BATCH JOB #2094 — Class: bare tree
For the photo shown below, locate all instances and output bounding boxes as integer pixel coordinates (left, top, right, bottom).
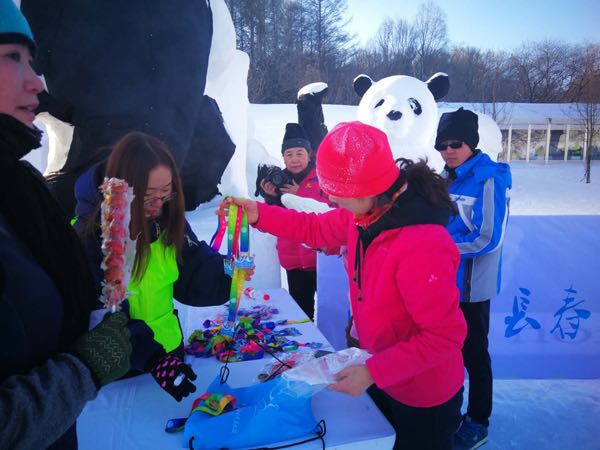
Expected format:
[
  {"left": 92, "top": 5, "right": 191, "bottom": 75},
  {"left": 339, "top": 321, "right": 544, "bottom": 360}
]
[
  {"left": 305, "top": 0, "right": 354, "bottom": 71},
  {"left": 446, "top": 46, "right": 486, "bottom": 101},
  {"left": 478, "top": 51, "right": 513, "bottom": 123},
  {"left": 566, "top": 44, "right": 600, "bottom": 183},
  {"left": 224, "top": 0, "right": 598, "bottom": 106},
  {"left": 303, "top": 0, "right": 356, "bottom": 100},
  {"left": 412, "top": 1, "right": 449, "bottom": 79},
  {"left": 508, "top": 40, "right": 573, "bottom": 102},
  {"left": 367, "top": 18, "right": 417, "bottom": 77}
]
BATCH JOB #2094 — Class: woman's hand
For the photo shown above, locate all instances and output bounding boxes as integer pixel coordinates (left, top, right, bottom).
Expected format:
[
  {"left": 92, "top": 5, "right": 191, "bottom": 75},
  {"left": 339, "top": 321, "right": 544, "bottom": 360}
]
[
  {"left": 328, "top": 364, "right": 374, "bottom": 397},
  {"left": 279, "top": 180, "right": 299, "bottom": 195},
  {"left": 260, "top": 180, "right": 278, "bottom": 197},
  {"left": 215, "top": 196, "right": 260, "bottom": 225}
]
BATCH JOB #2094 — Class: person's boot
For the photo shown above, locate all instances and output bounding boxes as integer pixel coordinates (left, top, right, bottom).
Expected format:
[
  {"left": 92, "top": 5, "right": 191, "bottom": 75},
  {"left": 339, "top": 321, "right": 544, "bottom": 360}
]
[{"left": 454, "top": 415, "right": 489, "bottom": 450}]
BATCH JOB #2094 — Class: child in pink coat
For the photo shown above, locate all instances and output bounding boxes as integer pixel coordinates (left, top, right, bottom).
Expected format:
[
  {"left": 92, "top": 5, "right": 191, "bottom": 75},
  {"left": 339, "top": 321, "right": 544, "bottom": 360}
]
[{"left": 226, "top": 121, "right": 467, "bottom": 450}]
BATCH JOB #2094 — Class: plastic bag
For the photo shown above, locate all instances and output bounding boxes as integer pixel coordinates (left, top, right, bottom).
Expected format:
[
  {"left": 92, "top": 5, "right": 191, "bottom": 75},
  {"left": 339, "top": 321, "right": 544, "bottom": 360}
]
[
  {"left": 282, "top": 347, "right": 371, "bottom": 387},
  {"left": 255, "top": 349, "right": 316, "bottom": 383},
  {"left": 184, "top": 375, "right": 320, "bottom": 449}
]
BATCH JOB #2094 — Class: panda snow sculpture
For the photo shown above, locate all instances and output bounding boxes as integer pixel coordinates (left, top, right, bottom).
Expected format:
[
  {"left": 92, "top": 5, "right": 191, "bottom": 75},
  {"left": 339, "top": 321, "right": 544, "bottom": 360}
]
[{"left": 354, "top": 72, "right": 502, "bottom": 173}]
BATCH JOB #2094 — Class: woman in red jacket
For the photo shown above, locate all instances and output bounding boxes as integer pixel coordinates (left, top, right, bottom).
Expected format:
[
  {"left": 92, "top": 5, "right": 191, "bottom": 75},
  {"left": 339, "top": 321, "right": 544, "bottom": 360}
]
[
  {"left": 259, "top": 122, "right": 334, "bottom": 319},
  {"left": 226, "top": 121, "right": 467, "bottom": 450}
]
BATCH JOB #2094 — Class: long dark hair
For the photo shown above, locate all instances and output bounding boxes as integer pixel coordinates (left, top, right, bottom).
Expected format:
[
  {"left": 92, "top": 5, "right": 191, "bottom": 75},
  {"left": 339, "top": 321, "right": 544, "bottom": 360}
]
[
  {"left": 375, "top": 158, "right": 455, "bottom": 213},
  {"left": 104, "top": 132, "right": 185, "bottom": 281}
]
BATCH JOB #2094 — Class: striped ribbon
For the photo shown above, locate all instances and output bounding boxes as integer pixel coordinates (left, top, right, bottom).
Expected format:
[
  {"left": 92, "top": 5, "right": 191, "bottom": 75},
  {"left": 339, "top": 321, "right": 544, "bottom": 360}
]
[{"left": 219, "top": 201, "right": 253, "bottom": 336}]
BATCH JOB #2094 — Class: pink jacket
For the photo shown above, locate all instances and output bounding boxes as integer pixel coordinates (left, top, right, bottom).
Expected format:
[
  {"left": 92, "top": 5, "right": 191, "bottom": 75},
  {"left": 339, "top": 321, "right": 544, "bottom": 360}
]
[
  {"left": 256, "top": 203, "right": 466, "bottom": 407},
  {"left": 277, "top": 168, "right": 333, "bottom": 270}
]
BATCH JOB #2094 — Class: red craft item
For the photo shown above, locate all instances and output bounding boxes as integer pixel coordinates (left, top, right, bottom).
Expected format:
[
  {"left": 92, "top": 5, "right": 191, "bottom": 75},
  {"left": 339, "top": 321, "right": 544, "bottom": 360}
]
[{"left": 99, "top": 177, "right": 135, "bottom": 311}]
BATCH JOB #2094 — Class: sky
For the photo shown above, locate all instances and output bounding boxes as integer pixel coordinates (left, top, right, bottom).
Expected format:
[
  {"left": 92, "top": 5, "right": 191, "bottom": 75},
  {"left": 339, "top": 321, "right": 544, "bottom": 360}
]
[{"left": 345, "top": 0, "right": 600, "bottom": 51}]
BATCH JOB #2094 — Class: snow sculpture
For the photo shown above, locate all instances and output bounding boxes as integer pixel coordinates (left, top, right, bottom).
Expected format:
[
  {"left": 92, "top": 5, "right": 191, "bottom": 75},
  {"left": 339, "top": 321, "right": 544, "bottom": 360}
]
[
  {"left": 204, "top": 0, "right": 250, "bottom": 199},
  {"left": 354, "top": 73, "right": 503, "bottom": 171},
  {"left": 20, "top": 0, "right": 238, "bottom": 213},
  {"left": 354, "top": 73, "right": 449, "bottom": 173}
]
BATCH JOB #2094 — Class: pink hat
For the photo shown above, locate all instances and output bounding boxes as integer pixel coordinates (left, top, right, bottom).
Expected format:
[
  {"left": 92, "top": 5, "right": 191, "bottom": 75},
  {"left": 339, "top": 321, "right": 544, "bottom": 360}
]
[{"left": 317, "top": 121, "right": 400, "bottom": 198}]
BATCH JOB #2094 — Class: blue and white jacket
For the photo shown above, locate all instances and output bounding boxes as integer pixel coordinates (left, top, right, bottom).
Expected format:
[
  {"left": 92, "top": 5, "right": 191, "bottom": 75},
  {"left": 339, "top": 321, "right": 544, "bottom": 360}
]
[{"left": 444, "top": 151, "right": 512, "bottom": 302}]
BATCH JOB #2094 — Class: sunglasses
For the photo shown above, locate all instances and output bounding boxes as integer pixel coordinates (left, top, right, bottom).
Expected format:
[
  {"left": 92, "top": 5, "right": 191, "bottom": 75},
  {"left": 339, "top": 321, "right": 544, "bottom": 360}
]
[{"left": 435, "top": 141, "right": 463, "bottom": 151}]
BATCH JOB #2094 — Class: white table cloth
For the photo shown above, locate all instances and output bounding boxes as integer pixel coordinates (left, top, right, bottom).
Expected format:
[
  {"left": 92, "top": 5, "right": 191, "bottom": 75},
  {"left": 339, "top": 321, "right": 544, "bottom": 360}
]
[{"left": 77, "top": 288, "right": 395, "bottom": 449}]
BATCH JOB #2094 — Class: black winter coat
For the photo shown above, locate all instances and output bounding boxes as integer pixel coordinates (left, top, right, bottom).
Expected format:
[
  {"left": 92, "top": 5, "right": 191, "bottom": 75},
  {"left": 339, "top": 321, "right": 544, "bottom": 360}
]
[{"left": 0, "top": 117, "right": 97, "bottom": 450}]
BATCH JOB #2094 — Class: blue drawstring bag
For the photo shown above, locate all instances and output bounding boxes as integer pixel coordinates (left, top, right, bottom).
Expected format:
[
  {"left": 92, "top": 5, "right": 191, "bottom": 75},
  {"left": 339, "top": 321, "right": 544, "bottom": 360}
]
[{"left": 183, "top": 375, "right": 323, "bottom": 449}]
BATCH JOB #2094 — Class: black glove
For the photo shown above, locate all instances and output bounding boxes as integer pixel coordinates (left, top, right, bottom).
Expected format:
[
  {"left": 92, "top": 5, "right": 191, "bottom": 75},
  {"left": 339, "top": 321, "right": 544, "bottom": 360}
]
[
  {"left": 71, "top": 311, "right": 132, "bottom": 387},
  {"left": 150, "top": 354, "right": 197, "bottom": 402}
]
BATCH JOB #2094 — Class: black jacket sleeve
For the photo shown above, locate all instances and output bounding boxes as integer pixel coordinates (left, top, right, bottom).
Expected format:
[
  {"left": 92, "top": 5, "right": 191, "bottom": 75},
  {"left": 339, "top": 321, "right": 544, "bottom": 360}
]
[
  {"left": 73, "top": 220, "right": 104, "bottom": 307},
  {"left": 173, "top": 221, "right": 232, "bottom": 307}
]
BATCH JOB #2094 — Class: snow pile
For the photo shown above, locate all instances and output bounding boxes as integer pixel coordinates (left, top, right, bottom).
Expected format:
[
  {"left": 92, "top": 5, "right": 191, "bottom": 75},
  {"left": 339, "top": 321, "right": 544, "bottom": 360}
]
[{"left": 509, "top": 160, "right": 600, "bottom": 215}]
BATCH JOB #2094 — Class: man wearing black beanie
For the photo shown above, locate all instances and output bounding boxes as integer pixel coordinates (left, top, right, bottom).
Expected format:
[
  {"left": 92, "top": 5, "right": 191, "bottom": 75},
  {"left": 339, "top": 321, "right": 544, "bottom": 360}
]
[{"left": 435, "top": 108, "right": 512, "bottom": 450}]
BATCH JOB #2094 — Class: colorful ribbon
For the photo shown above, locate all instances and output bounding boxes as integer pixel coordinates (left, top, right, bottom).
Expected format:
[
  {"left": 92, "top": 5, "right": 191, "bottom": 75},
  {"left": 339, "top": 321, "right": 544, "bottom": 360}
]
[
  {"left": 219, "top": 200, "right": 254, "bottom": 337},
  {"left": 209, "top": 213, "right": 227, "bottom": 252},
  {"left": 193, "top": 392, "right": 236, "bottom": 416}
]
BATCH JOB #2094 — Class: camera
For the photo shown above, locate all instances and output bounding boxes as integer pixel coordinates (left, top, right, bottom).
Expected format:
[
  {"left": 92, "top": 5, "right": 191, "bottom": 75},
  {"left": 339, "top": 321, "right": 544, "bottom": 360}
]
[{"left": 255, "top": 164, "right": 293, "bottom": 198}]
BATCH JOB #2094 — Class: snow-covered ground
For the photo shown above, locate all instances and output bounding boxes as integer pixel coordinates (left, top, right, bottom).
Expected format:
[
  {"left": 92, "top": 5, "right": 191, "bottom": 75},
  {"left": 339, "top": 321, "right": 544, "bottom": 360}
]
[
  {"left": 470, "top": 379, "right": 599, "bottom": 449},
  {"left": 509, "top": 160, "right": 600, "bottom": 215}
]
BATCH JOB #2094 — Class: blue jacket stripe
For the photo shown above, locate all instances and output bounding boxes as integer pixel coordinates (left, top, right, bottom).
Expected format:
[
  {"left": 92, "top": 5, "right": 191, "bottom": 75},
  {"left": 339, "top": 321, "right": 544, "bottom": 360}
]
[{"left": 456, "top": 178, "right": 495, "bottom": 256}]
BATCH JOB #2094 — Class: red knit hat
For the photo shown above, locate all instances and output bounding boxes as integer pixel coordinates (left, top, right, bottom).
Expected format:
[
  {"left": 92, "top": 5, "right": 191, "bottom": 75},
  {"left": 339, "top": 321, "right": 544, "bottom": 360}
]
[{"left": 317, "top": 121, "right": 400, "bottom": 198}]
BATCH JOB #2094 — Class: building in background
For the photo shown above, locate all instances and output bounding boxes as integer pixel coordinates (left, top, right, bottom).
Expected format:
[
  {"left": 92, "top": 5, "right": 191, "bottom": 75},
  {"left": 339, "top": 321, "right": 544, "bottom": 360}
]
[{"left": 441, "top": 102, "right": 600, "bottom": 162}]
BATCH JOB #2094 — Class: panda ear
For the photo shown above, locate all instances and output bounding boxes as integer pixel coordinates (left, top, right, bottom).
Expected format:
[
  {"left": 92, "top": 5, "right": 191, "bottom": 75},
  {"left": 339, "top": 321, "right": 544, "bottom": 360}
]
[
  {"left": 353, "top": 74, "right": 374, "bottom": 98},
  {"left": 426, "top": 72, "right": 450, "bottom": 101}
]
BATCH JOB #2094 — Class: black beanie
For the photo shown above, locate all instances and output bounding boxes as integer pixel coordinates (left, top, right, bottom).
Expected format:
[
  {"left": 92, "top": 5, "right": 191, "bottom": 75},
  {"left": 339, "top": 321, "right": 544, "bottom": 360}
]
[
  {"left": 281, "top": 123, "right": 312, "bottom": 154},
  {"left": 435, "top": 107, "right": 479, "bottom": 150}
]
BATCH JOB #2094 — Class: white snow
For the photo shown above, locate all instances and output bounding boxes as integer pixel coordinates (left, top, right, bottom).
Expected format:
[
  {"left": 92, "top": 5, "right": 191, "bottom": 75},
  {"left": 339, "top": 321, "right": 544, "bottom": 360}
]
[
  {"left": 281, "top": 194, "right": 333, "bottom": 214},
  {"left": 467, "top": 379, "right": 600, "bottom": 449},
  {"left": 509, "top": 160, "right": 600, "bottom": 215},
  {"left": 297, "top": 82, "right": 328, "bottom": 99}
]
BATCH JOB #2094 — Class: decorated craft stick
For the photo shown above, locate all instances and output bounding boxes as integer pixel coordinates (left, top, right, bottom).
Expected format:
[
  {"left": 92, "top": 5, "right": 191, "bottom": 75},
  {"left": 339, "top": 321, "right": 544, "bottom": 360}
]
[{"left": 99, "top": 178, "right": 136, "bottom": 312}]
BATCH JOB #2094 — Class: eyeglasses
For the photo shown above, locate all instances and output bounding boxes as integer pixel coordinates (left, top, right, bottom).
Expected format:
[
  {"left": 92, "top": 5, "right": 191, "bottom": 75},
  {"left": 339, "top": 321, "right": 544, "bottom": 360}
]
[
  {"left": 143, "top": 191, "right": 177, "bottom": 207},
  {"left": 435, "top": 141, "right": 463, "bottom": 152}
]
